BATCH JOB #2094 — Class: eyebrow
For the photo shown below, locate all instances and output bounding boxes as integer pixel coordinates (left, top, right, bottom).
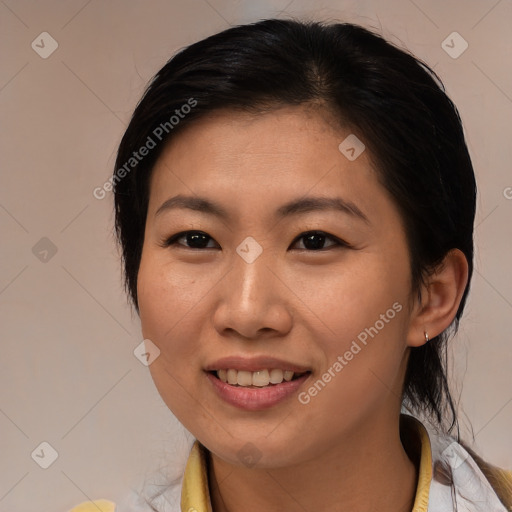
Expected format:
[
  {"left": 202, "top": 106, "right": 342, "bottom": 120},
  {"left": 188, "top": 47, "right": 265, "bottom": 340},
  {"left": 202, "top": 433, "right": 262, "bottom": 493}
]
[{"left": 155, "top": 194, "right": 370, "bottom": 224}]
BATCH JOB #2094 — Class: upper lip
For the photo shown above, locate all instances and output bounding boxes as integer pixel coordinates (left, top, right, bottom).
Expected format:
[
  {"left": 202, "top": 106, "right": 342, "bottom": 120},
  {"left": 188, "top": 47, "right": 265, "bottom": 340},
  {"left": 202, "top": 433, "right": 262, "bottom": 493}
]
[{"left": 205, "top": 356, "right": 311, "bottom": 373}]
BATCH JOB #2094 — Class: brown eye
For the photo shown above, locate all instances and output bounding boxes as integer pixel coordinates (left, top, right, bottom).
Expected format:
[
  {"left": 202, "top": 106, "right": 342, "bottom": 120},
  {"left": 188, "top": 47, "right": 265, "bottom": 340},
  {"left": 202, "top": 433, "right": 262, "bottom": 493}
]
[
  {"left": 291, "top": 231, "right": 349, "bottom": 251},
  {"left": 164, "top": 231, "right": 219, "bottom": 249},
  {"left": 162, "top": 230, "right": 350, "bottom": 251}
]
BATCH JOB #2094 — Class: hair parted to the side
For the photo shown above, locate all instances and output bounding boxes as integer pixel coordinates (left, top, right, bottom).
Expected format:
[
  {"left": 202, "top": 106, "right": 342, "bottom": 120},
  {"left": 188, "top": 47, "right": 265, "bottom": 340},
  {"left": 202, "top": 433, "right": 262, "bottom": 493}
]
[{"left": 113, "top": 18, "right": 476, "bottom": 436}]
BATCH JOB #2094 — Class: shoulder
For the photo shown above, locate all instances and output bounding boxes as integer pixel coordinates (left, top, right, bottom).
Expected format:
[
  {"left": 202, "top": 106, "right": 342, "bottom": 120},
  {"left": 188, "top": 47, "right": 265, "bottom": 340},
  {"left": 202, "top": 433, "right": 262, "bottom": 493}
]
[
  {"left": 67, "top": 486, "right": 167, "bottom": 512},
  {"left": 402, "top": 414, "right": 512, "bottom": 511},
  {"left": 428, "top": 426, "right": 512, "bottom": 510},
  {"left": 67, "top": 468, "right": 184, "bottom": 511},
  {"left": 68, "top": 500, "right": 116, "bottom": 512},
  {"left": 462, "top": 443, "right": 512, "bottom": 510}
]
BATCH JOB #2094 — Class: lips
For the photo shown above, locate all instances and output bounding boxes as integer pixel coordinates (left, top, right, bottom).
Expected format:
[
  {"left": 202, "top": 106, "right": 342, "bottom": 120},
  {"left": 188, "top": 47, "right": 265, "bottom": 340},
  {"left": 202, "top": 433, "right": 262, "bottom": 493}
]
[
  {"left": 204, "top": 355, "right": 310, "bottom": 374},
  {"left": 204, "top": 356, "right": 311, "bottom": 410}
]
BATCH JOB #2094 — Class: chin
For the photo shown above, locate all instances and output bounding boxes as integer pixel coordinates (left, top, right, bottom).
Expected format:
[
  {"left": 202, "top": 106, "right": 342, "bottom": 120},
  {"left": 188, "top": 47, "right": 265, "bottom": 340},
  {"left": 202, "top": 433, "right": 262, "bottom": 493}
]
[{"left": 194, "top": 428, "right": 310, "bottom": 469}]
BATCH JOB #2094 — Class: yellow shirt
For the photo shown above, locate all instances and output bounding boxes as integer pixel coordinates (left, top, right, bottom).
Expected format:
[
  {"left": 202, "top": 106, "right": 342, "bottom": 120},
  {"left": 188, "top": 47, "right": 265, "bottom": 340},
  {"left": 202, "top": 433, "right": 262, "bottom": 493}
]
[{"left": 69, "top": 415, "right": 512, "bottom": 512}]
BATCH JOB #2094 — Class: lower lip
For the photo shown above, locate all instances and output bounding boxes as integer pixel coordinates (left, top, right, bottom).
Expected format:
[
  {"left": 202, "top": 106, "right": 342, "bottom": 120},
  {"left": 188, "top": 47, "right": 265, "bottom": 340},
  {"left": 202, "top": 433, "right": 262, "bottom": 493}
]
[{"left": 206, "top": 372, "right": 310, "bottom": 411}]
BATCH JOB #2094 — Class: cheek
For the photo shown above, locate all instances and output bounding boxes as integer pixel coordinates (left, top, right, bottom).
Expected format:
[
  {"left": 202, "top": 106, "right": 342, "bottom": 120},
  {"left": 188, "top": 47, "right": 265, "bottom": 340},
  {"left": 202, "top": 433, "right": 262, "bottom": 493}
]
[
  {"left": 302, "top": 253, "right": 411, "bottom": 392},
  {"left": 137, "top": 254, "right": 210, "bottom": 422},
  {"left": 294, "top": 251, "right": 410, "bottom": 342},
  {"left": 137, "top": 253, "right": 210, "bottom": 377},
  {"left": 138, "top": 251, "right": 203, "bottom": 334}
]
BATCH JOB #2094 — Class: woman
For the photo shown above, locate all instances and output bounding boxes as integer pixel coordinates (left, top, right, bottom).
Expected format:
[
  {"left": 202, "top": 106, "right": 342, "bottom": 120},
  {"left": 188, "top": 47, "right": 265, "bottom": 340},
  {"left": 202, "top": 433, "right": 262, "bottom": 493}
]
[{"left": 71, "top": 18, "right": 511, "bottom": 512}]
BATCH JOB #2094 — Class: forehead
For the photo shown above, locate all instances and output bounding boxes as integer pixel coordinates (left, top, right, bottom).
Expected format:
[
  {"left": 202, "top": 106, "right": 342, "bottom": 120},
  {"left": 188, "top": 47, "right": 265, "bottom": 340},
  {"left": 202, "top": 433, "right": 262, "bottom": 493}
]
[
  {"left": 147, "top": 106, "right": 395, "bottom": 225},
  {"left": 152, "top": 107, "right": 368, "bottom": 177}
]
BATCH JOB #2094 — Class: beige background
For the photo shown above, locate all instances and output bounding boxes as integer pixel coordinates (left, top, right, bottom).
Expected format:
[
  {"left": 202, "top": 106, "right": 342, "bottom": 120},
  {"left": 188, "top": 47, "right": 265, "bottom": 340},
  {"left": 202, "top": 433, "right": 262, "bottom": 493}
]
[{"left": 0, "top": 1, "right": 511, "bottom": 510}]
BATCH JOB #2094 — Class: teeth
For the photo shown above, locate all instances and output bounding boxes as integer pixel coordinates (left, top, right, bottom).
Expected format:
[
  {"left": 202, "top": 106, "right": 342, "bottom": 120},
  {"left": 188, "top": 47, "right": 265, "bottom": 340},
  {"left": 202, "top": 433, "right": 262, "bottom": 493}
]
[
  {"left": 237, "top": 370, "right": 253, "bottom": 386},
  {"left": 215, "top": 368, "right": 305, "bottom": 387},
  {"left": 269, "top": 369, "right": 283, "bottom": 384},
  {"left": 252, "top": 370, "right": 270, "bottom": 387},
  {"left": 227, "top": 369, "right": 238, "bottom": 385}
]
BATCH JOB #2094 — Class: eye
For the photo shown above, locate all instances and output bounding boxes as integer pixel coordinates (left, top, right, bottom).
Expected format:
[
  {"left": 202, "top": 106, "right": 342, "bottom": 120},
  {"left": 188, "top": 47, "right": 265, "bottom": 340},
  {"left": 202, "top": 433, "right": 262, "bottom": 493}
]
[
  {"left": 163, "top": 231, "right": 218, "bottom": 249},
  {"left": 162, "top": 230, "right": 350, "bottom": 251},
  {"left": 290, "top": 231, "right": 349, "bottom": 251}
]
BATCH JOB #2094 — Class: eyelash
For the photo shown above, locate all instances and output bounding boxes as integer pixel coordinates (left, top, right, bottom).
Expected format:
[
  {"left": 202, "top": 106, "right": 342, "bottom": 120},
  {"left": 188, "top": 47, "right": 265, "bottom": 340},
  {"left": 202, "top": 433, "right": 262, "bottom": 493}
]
[{"left": 161, "top": 230, "right": 351, "bottom": 251}]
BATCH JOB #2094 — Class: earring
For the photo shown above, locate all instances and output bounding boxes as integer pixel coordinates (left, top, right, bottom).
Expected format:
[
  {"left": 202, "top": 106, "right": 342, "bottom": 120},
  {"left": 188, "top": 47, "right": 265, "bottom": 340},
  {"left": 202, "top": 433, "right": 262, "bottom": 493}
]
[{"left": 424, "top": 331, "right": 429, "bottom": 343}]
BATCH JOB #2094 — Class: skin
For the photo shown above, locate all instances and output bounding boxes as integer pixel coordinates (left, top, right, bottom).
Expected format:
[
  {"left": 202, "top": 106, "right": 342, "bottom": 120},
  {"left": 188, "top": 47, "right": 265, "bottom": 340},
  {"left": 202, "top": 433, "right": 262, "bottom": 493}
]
[{"left": 137, "top": 106, "right": 468, "bottom": 512}]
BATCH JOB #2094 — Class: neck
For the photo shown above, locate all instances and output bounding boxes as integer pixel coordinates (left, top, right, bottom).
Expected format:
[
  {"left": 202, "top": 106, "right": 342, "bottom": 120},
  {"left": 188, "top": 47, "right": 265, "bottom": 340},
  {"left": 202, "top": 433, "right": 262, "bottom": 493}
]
[{"left": 207, "top": 414, "right": 419, "bottom": 512}]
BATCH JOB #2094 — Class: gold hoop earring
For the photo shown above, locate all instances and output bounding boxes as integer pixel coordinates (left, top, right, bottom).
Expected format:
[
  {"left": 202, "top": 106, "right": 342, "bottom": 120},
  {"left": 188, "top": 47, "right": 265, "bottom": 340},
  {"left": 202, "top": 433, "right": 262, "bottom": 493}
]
[{"left": 424, "top": 331, "right": 429, "bottom": 343}]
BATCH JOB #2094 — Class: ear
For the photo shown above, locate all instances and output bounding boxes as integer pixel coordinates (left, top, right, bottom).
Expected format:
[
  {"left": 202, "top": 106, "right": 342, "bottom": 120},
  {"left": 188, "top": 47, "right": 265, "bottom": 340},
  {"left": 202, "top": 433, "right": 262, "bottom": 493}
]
[{"left": 406, "top": 248, "right": 469, "bottom": 348}]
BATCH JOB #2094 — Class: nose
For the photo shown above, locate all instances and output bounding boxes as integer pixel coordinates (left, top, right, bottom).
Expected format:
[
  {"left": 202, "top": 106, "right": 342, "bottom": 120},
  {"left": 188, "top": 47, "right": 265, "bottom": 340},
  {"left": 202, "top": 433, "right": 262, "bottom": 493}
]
[{"left": 212, "top": 251, "right": 293, "bottom": 340}]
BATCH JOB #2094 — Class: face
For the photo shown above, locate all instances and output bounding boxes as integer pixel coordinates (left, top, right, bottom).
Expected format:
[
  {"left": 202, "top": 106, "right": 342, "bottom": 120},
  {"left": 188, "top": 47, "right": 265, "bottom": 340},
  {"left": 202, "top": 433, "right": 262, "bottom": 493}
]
[{"left": 137, "top": 106, "right": 417, "bottom": 468}]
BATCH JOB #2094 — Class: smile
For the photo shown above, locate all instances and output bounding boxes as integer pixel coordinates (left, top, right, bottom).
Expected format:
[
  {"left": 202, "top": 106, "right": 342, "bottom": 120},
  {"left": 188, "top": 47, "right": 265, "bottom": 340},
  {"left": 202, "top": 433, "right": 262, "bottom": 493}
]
[
  {"left": 213, "top": 369, "right": 308, "bottom": 387},
  {"left": 206, "top": 369, "right": 311, "bottom": 411}
]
